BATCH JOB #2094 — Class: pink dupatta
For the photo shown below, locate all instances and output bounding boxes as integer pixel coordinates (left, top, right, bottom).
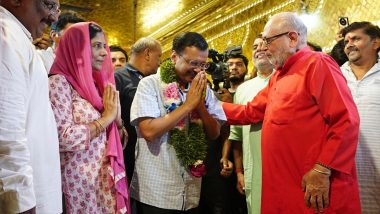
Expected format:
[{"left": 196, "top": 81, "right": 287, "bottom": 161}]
[{"left": 50, "top": 22, "right": 130, "bottom": 214}]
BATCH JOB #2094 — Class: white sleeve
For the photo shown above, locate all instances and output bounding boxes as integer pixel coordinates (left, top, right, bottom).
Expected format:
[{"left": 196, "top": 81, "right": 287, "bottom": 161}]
[
  {"left": 205, "top": 87, "right": 227, "bottom": 122},
  {"left": 36, "top": 47, "right": 55, "bottom": 73},
  {"left": 130, "top": 76, "right": 162, "bottom": 126},
  {"left": 0, "top": 19, "right": 36, "bottom": 213}
]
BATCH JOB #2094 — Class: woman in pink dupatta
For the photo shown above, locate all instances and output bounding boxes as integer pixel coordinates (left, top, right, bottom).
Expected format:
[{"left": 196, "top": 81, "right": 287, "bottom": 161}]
[{"left": 48, "top": 22, "right": 130, "bottom": 214}]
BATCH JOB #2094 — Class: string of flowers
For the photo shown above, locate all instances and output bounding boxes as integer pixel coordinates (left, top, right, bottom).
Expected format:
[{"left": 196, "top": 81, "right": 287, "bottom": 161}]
[{"left": 160, "top": 60, "right": 207, "bottom": 177}]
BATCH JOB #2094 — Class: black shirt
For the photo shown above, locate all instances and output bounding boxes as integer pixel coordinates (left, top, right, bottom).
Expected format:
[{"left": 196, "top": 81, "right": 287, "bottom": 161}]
[{"left": 114, "top": 63, "right": 144, "bottom": 184}]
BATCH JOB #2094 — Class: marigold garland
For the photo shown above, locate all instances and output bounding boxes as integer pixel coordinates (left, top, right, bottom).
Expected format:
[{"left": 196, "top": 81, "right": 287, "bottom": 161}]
[
  {"left": 160, "top": 59, "right": 177, "bottom": 83},
  {"left": 159, "top": 60, "right": 207, "bottom": 175},
  {"left": 169, "top": 122, "right": 207, "bottom": 168}
]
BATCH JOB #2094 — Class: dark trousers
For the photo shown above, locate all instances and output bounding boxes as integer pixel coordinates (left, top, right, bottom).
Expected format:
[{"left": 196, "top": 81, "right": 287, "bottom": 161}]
[{"left": 135, "top": 200, "right": 199, "bottom": 214}]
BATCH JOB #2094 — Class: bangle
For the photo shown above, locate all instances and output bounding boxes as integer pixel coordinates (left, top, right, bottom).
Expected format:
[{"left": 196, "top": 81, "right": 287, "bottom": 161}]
[
  {"left": 95, "top": 119, "right": 105, "bottom": 132},
  {"left": 93, "top": 121, "right": 100, "bottom": 136},
  {"left": 117, "top": 120, "right": 124, "bottom": 129},
  {"left": 312, "top": 168, "right": 331, "bottom": 176},
  {"left": 235, "top": 167, "right": 243, "bottom": 174},
  {"left": 316, "top": 162, "right": 332, "bottom": 170}
]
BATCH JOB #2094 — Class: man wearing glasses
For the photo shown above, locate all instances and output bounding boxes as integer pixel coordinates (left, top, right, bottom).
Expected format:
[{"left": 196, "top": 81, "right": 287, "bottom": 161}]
[
  {"left": 0, "top": 0, "right": 62, "bottom": 213},
  {"left": 222, "top": 12, "right": 361, "bottom": 213},
  {"left": 129, "top": 32, "right": 226, "bottom": 213},
  {"left": 35, "top": 11, "right": 85, "bottom": 72}
]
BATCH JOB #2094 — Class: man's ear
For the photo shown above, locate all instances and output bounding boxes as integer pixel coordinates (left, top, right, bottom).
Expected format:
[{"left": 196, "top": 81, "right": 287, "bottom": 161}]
[
  {"left": 288, "top": 32, "right": 299, "bottom": 48},
  {"left": 372, "top": 37, "right": 380, "bottom": 51},
  {"left": 171, "top": 50, "right": 177, "bottom": 64},
  {"left": 50, "top": 31, "right": 57, "bottom": 40},
  {"left": 144, "top": 48, "right": 150, "bottom": 61}
]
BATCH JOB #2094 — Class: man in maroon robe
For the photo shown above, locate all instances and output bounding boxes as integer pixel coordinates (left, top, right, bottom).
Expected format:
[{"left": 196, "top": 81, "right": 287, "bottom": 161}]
[{"left": 222, "top": 12, "right": 361, "bottom": 213}]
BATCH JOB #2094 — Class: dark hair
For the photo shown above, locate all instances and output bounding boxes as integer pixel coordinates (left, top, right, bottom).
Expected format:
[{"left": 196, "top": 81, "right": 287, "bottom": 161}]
[
  {"left": 172, "top": 32, "right": 208, "bottom": 54},
  {"left": 342, "top": 21, "right": 380, "bottom": 40},
  {"left": 329, "top": 39, "right": 348, "bottom": 66},
  {"left": 342, "top": 21, "right": 380, "bottom": 52},
  {"left": 89, "top": 23, "right": 103, "bottom": 39},
  {"left": 109, "top": 45, "right": 128, "bottom": 61},
  {"left": 307, "top": 42, "right": 322, "bottom": 52},
  {"left": 51, "top": 11, "right": 85, "bottom": 32},
  {"left": 226, "top": 54, "right": 249, "bottom": 68}
]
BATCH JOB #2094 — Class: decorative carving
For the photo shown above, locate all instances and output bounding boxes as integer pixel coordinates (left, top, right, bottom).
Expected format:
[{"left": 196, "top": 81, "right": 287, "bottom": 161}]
[{"left": 60, "top": 0, "right": 380, "bottom": 68}]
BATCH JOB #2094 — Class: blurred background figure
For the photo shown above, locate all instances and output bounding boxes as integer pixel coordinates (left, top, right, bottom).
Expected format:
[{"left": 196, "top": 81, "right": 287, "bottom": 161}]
[
  {"left": 340, "top": 21, "right": 380, "bottom": 213},
  {"left": 35, "top": 10, "right": 85, "bottom": 72},
  {"left": 307, "top": 41, "right": 322, "bottom": 51},
  {"left": 229, "top": 34, "right": 274, "bottom": 214},
  {"left": 110, "top": 45, "right": 129, "bottom": 71},
  {"left": 50, "top": 11, "right": 86, "bottom": 49},
  {"left": 330, "top": 39, "right": 348, "bottom": 66}
]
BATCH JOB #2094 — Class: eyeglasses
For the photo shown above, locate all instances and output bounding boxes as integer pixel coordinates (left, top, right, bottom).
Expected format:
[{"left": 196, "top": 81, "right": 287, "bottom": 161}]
[
  {"left": 179, "top": 54, "right": 210, "bottom": 70},
  {"left": 41, "top": 0, "right": 61, "bottom": 15},
  {"left": 262, "top": 32, "right": 290, "bottom": 45}
]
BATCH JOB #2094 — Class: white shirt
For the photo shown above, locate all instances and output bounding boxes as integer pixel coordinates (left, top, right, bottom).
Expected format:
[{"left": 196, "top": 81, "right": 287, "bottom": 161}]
[
  {"left": 341, "top": 59, "right": 380, "bottom": 213},
  {"left": 0, "top": 7, "right": 62, "bottom": 213},
  {"left": 130, "top": 73, "right": 226, "bottom": 210},
  {"left": 36, "top": 47, "right": 55, "bottom": 73}
]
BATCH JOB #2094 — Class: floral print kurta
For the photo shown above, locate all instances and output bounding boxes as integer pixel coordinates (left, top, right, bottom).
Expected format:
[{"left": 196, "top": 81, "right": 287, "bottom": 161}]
[{"left": 49, "top": 74, "right": 116, "bottom": 213}]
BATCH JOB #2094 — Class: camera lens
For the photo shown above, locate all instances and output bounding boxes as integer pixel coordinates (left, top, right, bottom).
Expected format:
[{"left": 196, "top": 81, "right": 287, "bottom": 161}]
[{"left": 339, "top": 17, "right": 347, "bottom": 26}]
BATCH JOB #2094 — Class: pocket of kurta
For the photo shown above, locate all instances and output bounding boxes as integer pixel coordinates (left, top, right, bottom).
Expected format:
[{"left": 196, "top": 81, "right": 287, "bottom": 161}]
[{"left": 269, "top": 92, "right": 296, "bottom": 125}]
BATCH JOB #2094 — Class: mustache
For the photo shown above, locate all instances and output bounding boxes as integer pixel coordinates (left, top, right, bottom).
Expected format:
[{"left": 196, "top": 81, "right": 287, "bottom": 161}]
[
  {"left": 254, "top": 52, "right": 268, "bottom": 58},
  {"left": 42, "top": 17, "right": 53, "bottom": 27},
  {"left": 347, "top": 46, "right": 359, "bottom": 53}
]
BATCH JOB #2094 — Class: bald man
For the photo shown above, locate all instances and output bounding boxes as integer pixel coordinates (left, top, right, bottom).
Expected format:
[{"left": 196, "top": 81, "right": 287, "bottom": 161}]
[{"left": 222, "top": 12, "right": 361, "bottom": 213}]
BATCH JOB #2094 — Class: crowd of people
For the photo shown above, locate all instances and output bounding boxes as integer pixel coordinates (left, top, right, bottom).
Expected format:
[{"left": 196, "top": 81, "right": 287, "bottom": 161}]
[{"left": 1, "top": 1, "right": 380, "bottom": 214}]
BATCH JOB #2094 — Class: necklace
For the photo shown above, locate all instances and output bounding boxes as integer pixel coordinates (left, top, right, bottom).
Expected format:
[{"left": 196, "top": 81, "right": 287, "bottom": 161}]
[{"left": 160, "top": 60, "right": 207, "bottom": 177}]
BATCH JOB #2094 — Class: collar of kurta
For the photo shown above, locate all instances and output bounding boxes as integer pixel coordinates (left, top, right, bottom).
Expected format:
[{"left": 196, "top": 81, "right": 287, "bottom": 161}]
[
  {"left": 126, "top": 63, "right": 145, "bottom": 79},
  {"left": 278, "top": 47, "right": 311, "bottom": 74}
]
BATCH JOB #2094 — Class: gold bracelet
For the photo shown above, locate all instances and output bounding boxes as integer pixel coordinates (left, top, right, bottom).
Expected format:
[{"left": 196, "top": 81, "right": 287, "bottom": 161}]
[
  {"left": 312, "top": 168, "right": 331, "bottom": 176},
  {"left": 93, "top": 121, "right": 100, "bottom": 136},
  {"left": 95, "top": 119, "right": 105, "bottom": 132},
  {"left": 316, "top": 162, "right": 332, "bottom": 170}
]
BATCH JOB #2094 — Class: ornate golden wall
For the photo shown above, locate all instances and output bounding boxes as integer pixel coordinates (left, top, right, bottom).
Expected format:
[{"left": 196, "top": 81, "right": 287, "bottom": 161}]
[{"left": 61, "top": 0, "right": 380, "bottom": 72}]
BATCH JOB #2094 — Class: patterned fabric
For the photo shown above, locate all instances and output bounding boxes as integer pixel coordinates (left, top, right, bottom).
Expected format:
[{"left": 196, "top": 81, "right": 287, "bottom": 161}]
[
  {"left": 49, "top": 75, "right": 116, "bottom": 213},
  {"left": 341, "top": 59, "right": 380, "bottom": 213},
  {"left": 129, "top": 73, "right": 226, "bottom": 210},
  {"left": 50, "top": 22, "right": 130, "bottom": 213},
  {"left": 228, "top": 72, "right": 272, "bottom": 214}
]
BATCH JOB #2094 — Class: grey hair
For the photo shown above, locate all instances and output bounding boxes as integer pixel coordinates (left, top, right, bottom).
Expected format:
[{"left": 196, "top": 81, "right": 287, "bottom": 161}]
[
  {"left": 270, "top": 12, "right": 308, "bottom": 46},
  {"left": 130, "top": 37, "right": 161, "bottom": 55}
]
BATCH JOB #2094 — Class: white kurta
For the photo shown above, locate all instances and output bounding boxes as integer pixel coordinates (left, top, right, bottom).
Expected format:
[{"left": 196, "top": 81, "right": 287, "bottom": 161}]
[
  {"left": 37, "top": 47, "right": 55, "bottom": 73},
  {"left": 341, "top": 59, "right": 380, "bottom": 213},
  {"left": 0, "top": 6, "right": 62, "bottom": 213}
]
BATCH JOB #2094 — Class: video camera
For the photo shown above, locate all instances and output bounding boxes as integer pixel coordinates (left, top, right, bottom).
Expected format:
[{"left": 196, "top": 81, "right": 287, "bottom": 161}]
[{"left": 206, "top": 45, "right": 243, "bottom": 91}]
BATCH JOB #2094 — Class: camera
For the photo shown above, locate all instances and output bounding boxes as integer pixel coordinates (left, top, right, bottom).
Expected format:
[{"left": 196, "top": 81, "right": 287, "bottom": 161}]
[
  {"left": 206, "top": 45, "right": 243, "bottom": 91},
  {"left": 339, "top": 17, "right": 349, "bottom": 28}
]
